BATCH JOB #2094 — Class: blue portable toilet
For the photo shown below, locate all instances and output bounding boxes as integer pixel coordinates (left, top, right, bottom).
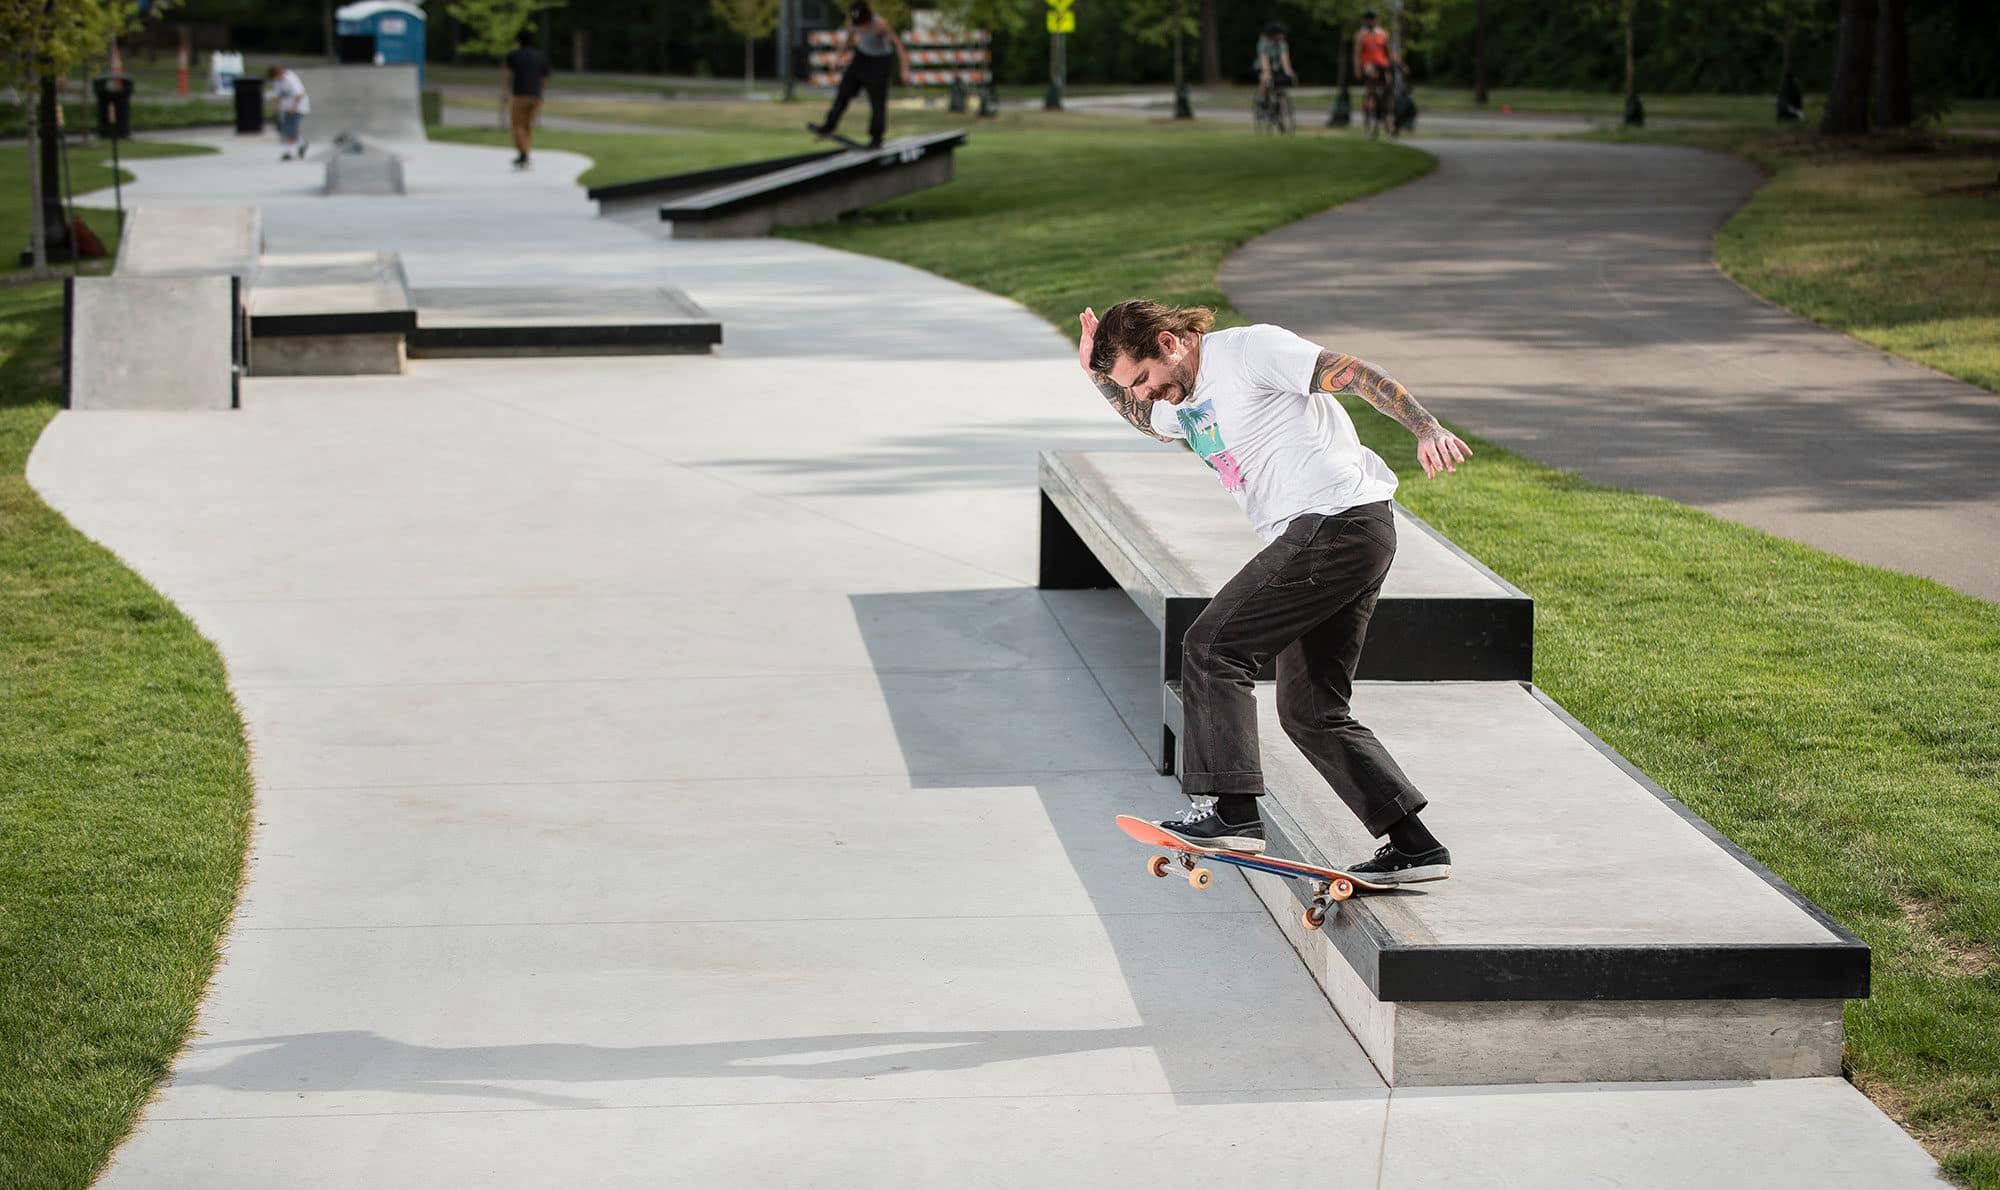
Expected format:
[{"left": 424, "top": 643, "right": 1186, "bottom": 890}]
[{"left": 335, "top": 1, "right": 427, "bottom": 84}]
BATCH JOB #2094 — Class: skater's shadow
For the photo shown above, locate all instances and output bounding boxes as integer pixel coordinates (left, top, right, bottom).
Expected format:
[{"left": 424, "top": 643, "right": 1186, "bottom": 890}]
[{"left": 178, "top": 1026, "right": 1157, "bottom": 1109}]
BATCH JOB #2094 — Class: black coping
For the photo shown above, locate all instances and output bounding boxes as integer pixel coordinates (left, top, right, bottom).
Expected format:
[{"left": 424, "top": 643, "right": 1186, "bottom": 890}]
[
  {"left": 408, "top": 321, "right": 721, "bottom": 353},
  {"left": 1162, "top": 681, "right": 1872, "bottom": 1003},
  {"left": 657, "top": 131, "right": 968, "bottom": 223},
  {"left": 250, "top": 309, "right": 418, "bottom": 338},
  {"left": 586, "top": 149, "right": 844, "bottom": 204}
]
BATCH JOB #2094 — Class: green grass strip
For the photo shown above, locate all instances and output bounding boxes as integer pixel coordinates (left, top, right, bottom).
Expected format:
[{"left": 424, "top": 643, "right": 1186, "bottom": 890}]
[{"left": 1, "top": 139, "right": 252, "bottom": 1190}]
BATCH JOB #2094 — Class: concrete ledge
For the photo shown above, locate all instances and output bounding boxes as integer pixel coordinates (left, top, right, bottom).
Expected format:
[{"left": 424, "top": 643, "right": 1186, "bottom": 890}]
[
  {"left": 1040, "top": 449, "right": 1533, "bottom": 772},
  {"left": 251, "top": 333, "right": 406, "bottom": 377},
  {"left": 115, "top": 206, "right": 262, "bottom": 280},
  {"left": 64, "top": 275, "right": 241, "bottom": 411},
  {"left": 659, "top": 132, "right": 965, "bottom": 238},
  {"left": 1156, "top": 679, "right": 1867, "bottom": 1084},
  {"left": 589, "top": 149, "right": 843, "bottom": 218},
  {"left": 247, "top": 252, "right": 415, "bottom": 376},
  {"left": 409, "top": 287, "right": 721, "bottom": 357}
]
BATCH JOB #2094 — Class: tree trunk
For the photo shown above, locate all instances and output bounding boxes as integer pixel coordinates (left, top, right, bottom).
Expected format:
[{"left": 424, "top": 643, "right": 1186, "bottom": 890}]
[
  {"left": 1199, "top": 0, "right": 1220, "bottom": 85},
  {"left": 573, "top": 30, "right": 587, "bottom": 74},
  {"left": 745, "top": 35, "right": 754, "bottom": 88},
  {"left": 1473, "top": 0, "right": 1487, "bottom": 103},
  {"left": 1623, "top": 0, "right": 1636, "bottom": 99},
  {"left": 25, "top": 109, "right": 48, "bottom": 276},
  {"left": 1821, "top": 0, "right": 1873, "bottom": 134},
  {"left": 1872, "top": 0, "right": 1910, "bottom": 128},
  {"left": 1173, "top": 26, "right": 1185, "bottom": 91}
]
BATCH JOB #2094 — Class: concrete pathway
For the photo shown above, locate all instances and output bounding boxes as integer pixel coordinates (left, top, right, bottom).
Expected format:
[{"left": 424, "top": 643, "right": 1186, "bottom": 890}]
[
  {"left": 30, "top": 131, "right": 1945, "bottom": 1185},
  {"left": 1223, "top": 137, "right": 2000, "bottom": 601}
]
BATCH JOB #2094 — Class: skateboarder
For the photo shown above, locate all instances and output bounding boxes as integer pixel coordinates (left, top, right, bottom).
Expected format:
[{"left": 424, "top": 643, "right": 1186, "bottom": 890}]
[
  {"left": 808, "top": 1, "right": 911, "bottom": 150},
  {"left": 501, "top": 29, "right": 551, "bottom": 169},
  {"left": 266, "top": 64, "right": 310, "bottom": 161},
  {"left": 1079, "top": 300, "right": 1472, "bottom": 884}
]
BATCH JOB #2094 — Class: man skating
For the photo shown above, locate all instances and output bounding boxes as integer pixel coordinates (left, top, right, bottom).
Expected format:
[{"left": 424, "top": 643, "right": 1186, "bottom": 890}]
[
  {"left": 809, "top": 1, "right": 911, "bottom": 149},
  {"left": 1079, "top": 300, "right": 1472, "bottom": 884},
  {"left": 266, "top": 64, "right": 310, "bottom": 161}
]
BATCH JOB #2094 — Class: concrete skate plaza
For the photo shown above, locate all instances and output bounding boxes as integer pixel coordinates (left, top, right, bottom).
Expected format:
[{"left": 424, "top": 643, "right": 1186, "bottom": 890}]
[{"left": 30, "top": 127, "right": 1948, "bottom": 1185}]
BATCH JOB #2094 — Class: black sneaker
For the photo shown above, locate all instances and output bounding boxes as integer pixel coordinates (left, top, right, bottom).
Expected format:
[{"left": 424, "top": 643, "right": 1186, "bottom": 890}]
[
  {"left": 1348, "top": 841, "right": 1452, "bottom": 885},
  {"left": 1157, "top": 800, "right": 1265, "bottom": 854}
]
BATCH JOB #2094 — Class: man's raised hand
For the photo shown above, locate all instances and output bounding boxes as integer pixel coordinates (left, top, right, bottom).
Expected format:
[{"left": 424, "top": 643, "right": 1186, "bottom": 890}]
[
  {"left": 1078, "top": 307, "right": 1099, "bottom": 375},
  {"left": 1416, "top": 429, "right": 1473, "bottom": 480}
]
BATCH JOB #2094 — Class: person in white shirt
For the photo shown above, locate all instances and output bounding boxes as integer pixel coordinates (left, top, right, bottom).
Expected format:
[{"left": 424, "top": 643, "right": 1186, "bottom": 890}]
[
  {"left": 1079, "top": 299, "right": 1472, "bottom": 884},
  {"left": 266, "top": 64, "right": 311, "bottom": 161}
]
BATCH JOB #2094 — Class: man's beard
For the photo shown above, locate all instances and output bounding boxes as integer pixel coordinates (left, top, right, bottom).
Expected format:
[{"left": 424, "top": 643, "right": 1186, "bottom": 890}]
[{"left": 1155, "top": 357, "right": 1196, "bottom": 404}]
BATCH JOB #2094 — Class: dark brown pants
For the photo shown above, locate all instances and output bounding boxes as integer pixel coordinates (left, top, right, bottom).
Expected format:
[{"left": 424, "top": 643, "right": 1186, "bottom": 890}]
[{"left": 1179, "top": 500, "right": 1427, "bottom": 836}]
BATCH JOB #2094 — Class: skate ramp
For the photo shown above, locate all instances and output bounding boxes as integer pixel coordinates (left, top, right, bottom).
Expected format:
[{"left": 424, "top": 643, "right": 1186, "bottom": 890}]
[{"left": 294, "top": 65, "right": 426, "bottom": 144}]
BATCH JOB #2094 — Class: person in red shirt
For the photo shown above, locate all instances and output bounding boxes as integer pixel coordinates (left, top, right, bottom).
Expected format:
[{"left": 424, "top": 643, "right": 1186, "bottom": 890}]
[{"left": 1352, "top": 10, "right": 1402, "bottom": 131}]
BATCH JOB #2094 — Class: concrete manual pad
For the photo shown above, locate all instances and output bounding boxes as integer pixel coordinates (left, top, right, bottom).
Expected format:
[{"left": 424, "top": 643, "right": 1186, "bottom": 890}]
[
  {"left": 409, "top": 286, "right": 721, "bottom": 355},
  {"left": 250, "top": 251, "right": 414, "bottom": 328}
]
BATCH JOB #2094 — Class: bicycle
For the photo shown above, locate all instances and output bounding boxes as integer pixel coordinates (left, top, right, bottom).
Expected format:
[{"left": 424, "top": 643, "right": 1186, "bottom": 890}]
[
  {"left": 1362, "top": 67, "right": 1395, "bottom": 138},
  {"left": 1253, "top": 72, "right": 1296, "bottom": 134}
]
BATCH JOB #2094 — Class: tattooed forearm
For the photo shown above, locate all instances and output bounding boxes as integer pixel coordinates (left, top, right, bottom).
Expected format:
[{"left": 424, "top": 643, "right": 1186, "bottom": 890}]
[
  {"left": 1312, "top": 350, "right": 1441, "bottom": 437},
  {"left": 1094, "top": 374, "right": 1174, "bottom": 442}
]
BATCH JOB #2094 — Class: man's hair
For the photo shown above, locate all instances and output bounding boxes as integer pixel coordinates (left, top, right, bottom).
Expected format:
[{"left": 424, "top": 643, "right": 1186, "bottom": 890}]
[
  {"left": 848, "top": 1, "right": 873, "bottom": 23},
  {"left": 516, "top": 28, "right": 536, "bottom": 46},
  {"left": 1089, "top": 300, "right": 1215, "bottom": 374}
]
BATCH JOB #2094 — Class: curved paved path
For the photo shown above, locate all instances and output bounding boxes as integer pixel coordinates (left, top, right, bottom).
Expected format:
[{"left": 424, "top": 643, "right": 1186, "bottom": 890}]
[{"left": 1223, "top": 138, "right": 2000, "bottom": 601}]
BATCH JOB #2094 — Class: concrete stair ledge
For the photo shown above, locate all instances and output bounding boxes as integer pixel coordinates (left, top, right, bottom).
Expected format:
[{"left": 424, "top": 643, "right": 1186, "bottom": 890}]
[
  {"left": 248, "top": 251, "right": 415, "bottom": 376},
  {"left": 1164, "top": 679, "right": 1869, "bottom": 1086}
]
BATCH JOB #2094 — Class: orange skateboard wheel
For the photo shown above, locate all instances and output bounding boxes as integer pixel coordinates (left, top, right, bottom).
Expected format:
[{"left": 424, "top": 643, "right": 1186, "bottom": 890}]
[
  {"left": 1302, "top": 906, "right": 1327, "bottom": 931},
  {"left": 1188, "top": 867, "right": 1212, "bottom": 890},
  {"left": 1147, "top": 855, "right": 1172, "bottom": 878}
]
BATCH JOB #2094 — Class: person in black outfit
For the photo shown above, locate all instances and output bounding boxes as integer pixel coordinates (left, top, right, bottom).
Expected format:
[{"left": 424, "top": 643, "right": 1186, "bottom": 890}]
[
  {"left": 501, "top": 29, "right": 551, "bottom": 169},
  {"left": 809, "top": 2, "right": 910, "bottom": 148}
]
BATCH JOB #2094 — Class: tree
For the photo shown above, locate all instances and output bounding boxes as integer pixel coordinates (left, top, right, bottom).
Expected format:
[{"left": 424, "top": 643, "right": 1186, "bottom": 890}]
[
  {"left": 710, "top": 0, "right": 779, "bottom": 87},
  {"left": 1872, "top": 0, "right": 1910, "bottom": 128},
  {"left": 1472, "top": 0, "right": 1486, "bottom": 102},
  {"left": 1, "top": 0, "right": 163, "bottom": 276},
  {"left": 1291, "top": 0, "right": 1360, "bottom": 90},
  {"left": 1123, "top": 0, "right": 1198, "bottom": 113},
  {"left": 1199, "top": 0, "right": 1219, "bottom": 85},
  {"left": 934, "top": 0, "right": 1031, "bottom": 37},
  {"left": 1821, "top": 0, "right": 1872, "bottom": 133},
  {"left": 447, "top": 0, "right": 549, "bottom": 57}
]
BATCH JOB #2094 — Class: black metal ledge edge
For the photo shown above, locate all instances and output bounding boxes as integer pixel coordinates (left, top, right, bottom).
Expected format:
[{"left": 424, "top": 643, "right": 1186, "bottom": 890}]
[
  {"left": 659, "top": 131, "right": 968, "bottom": 222},
  {"left": 586, "top": 150, "right": 842, "bottom": 204},
  {"left": 408, "top": 322, "right": 723, "bottom": 351},
  {"left": 250, "top": 310, "right": 418, "bottom": 338},
  {"left": 1249, "top": 715, "right": 1869, "bottom": 1005}
]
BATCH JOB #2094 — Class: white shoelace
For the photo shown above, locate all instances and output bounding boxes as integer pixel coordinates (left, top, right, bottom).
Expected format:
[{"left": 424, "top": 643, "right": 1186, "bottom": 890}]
[{"left": 1167, "top": 799, "right": 1218, "bottom": 826}]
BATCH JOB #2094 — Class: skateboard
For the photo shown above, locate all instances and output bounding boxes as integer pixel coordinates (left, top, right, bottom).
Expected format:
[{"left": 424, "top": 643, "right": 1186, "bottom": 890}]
[
  {"left": 806, "top": 123, "right": 874, "bottom": 151},
  {"left": 1115, "top": 814, "right": 1392, "bottom": 931}
]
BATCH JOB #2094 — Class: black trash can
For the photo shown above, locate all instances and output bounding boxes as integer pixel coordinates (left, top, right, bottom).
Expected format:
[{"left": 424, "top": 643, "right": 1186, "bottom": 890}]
[
  {"left": 92, "top": 73, "right": 134, "bottom": 139},
  {"left": 233, "top": 76, "right": 264, "bottom": 133}
]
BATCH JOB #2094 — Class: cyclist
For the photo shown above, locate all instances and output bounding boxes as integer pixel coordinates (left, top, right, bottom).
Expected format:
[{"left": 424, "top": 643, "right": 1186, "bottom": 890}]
[
  {"left": 1353, "top": 9, "right": 1401, "bottom": 131},
  {"left": 1255, "top": 20, "right": 1296, "bottom": 115}
]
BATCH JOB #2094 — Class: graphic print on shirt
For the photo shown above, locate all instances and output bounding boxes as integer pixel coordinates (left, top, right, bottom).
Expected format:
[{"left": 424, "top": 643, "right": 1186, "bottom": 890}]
[{"left": 1176, "top": 399, "right": 1244, "bottom": 492}]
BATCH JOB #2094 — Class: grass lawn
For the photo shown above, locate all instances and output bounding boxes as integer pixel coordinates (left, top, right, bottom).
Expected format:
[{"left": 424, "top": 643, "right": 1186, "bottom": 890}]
[
  {"left": 1, "top": 139, "right": 210, "bottom": 276},
  {"left": 1589, "top": 124, "right": 2000, "bottom": 395},
  {"left": 0, "top": 139, "right": 253, "bottom": 1190}
]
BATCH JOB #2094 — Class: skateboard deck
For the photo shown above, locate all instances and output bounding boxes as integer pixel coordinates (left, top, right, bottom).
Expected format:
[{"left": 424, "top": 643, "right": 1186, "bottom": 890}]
[
  {"left": 1115, "top": 814, "right": 1392, "bottom": 931},
  {"left": 806, "top": 123, "right": 873, "bottom": 150}
]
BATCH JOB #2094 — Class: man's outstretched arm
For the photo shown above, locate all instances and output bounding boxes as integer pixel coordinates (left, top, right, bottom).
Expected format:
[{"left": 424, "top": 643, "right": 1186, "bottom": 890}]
[{"left": 1312, "top": 349, "right": 1472, "bottom": 477}]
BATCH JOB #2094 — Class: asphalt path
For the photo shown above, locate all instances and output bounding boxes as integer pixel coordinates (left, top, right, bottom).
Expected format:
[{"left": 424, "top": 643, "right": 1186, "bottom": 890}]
[{"left": 1222, "top": 137, "right": 2000, "bottom": 601}]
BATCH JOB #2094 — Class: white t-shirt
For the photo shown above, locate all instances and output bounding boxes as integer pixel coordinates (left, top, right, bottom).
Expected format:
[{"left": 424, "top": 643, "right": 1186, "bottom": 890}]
[
  {"left": 1149, "top": 323, "right": 1399, "bottom": 543},
  {"left": 271, "top": 70, "right": 310, "bottom": 115}
]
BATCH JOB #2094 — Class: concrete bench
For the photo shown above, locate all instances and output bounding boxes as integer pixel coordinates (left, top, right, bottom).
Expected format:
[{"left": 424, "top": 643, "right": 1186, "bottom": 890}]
[
  {"left": 1039, "top": 449, "right": 1532, "bottom": 772},
  {"left": 1038, "top": 447, "right": 1869, "bottom": 1086},
  {"left": 656, "top": 131, "right": 967, "bottom": 239}
]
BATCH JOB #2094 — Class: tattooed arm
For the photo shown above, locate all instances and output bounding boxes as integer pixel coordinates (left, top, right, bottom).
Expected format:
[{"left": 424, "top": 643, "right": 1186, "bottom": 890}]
[
  {"left": 1080, "top": 307, "right": 1175, "bottom": 442},
  {"left": 1312, "top": 349, "right": 1472, "bottom": 478}
]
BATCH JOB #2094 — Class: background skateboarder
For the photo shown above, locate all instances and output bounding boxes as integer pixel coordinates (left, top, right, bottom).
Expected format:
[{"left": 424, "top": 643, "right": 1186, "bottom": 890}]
[
  {"left": 1079, "top": 300, "right": 1471, "bottom": 884},
  {"left": 809, "top": 1, "right": 911, "bottom": 149},
  {"left": 502, "top": 29, "right": 551, "bottom": 169},
  {"left": 266, "top": 64, "right": 309, "bottom": 160}
]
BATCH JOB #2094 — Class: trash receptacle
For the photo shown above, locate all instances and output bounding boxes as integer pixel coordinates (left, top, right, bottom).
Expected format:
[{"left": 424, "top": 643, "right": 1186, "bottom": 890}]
[
  {"left": 233, "top": 76, "right": 264, "bottom": 133},
  {"left": 93, "top": 73, "right": 133, "bottom": 139}
]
